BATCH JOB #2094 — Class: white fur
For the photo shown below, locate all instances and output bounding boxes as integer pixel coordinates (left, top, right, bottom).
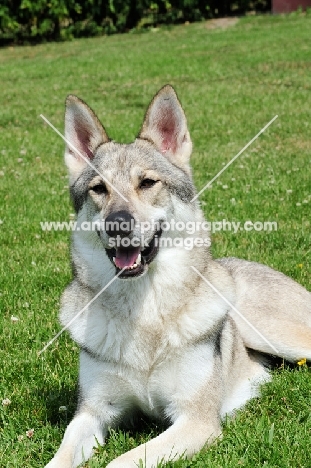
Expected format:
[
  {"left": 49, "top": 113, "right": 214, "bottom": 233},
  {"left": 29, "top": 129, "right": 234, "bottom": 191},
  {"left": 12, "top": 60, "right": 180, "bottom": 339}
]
[
  {"left": 46, "top": 87, "right": 311, "bottom": 468},
  {"left": 220, "top": 369, "right": 270, "bottom": 417}
]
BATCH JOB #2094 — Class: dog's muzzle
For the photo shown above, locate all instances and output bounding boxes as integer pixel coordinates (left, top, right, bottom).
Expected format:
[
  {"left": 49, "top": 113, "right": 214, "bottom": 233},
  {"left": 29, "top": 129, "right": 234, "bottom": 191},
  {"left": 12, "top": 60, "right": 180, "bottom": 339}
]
[{"left": 102, "top": 210, "right": 162, "bottom": 279}]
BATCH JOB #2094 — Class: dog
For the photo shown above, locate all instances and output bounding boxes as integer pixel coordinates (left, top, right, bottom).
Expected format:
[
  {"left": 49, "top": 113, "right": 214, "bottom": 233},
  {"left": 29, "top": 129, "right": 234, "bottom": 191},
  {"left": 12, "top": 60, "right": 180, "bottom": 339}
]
[{"left": 45, "top": 85, "right": 311, "bottom": 468}]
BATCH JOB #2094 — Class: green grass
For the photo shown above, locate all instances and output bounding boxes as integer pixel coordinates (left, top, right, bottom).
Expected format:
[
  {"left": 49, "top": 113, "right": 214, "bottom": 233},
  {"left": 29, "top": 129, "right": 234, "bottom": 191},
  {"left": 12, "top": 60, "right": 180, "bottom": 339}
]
[{"left": 1, "top": 12, "right": 311, "bottom": 468}]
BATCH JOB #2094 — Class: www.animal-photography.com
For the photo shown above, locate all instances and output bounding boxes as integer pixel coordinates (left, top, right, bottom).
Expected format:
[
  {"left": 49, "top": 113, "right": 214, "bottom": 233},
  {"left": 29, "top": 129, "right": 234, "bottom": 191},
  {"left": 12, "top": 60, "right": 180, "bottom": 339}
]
[{"left": 1, "top": 3, "right": 310, "bottom": 468}]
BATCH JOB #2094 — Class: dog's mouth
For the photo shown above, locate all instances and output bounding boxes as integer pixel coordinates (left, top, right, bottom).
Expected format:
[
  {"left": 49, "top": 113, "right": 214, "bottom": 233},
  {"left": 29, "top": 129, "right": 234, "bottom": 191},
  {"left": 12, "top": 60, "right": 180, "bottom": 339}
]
[{"left": 105, "top": 230, "right": 162, "bottom": 278}]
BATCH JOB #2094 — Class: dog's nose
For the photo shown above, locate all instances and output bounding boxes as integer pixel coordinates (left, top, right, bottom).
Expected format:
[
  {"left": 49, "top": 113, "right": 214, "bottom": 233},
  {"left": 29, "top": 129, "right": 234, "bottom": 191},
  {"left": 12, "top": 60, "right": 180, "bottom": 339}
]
[{"left": 104, "top": 210, "right": 135, "bottom": 238}]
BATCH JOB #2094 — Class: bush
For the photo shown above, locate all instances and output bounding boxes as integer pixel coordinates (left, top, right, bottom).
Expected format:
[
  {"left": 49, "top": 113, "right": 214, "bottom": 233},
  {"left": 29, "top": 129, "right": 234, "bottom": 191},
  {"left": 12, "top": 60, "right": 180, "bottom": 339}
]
[{"left": 0, "top": 0, "right": 271, "bottom": 45}]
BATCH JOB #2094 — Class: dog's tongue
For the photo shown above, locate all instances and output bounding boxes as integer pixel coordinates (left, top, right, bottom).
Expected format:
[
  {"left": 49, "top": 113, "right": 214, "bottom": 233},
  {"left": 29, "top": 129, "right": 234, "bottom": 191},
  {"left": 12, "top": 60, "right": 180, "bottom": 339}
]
[{"left": 114, "top": 246, "right": 140, "bottom": 269}]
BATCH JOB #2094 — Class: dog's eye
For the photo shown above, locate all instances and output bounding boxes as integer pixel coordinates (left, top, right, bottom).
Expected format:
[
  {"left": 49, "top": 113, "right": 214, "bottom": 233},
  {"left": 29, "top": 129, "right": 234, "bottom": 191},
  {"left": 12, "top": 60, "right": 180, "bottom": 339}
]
[
  {"left": 90, "top": 184, "right": 107, "bottom": 195},
  {"left": 140, "top": 179, "right": 157, "bottom": 189}
]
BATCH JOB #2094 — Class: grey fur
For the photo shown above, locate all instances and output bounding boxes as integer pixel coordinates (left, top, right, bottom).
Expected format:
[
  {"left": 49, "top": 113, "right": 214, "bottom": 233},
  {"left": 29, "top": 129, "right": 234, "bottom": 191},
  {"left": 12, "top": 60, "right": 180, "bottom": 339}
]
[{"left": 45, "top": 85, "right": 311, "bottom": 468}]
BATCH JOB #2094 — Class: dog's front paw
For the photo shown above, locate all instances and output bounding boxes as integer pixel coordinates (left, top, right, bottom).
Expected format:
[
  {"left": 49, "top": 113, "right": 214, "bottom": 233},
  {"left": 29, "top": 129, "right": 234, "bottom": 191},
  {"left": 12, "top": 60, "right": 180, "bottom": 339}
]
[
  {"left": 106, "top": 462, "right": 133, "bottom": 468},
  {"left": 44, "top": 460, "right": 62, "bottom": 468},
  {"left": 106, "top": 457, "right": 142, "bottom": 468},
  {"left": 44, "top": 455, "right": 73, "bottom": 468}
]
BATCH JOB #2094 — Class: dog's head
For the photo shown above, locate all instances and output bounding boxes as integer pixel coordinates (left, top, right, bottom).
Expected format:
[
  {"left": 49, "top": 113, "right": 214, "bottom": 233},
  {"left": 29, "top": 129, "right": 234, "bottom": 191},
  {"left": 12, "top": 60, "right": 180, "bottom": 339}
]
[{"left": 64, "top": 86, "right": 204, "bottom": 279}]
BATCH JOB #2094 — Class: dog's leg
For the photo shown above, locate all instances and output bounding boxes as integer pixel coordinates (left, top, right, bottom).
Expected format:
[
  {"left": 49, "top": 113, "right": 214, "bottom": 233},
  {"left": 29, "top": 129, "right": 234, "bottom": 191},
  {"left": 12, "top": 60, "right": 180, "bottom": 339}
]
[
  {"left": 45, "top": 411, "right": 106, "bottom": 468},
  {"left": 45, "top": 348, "right": 136, "bottom": 468},
  {"left": 217, "top": 258, "right": 311, "bottom": 361},
  {"left": 106, "top": 415, "right": 221, "bottom": 468}
]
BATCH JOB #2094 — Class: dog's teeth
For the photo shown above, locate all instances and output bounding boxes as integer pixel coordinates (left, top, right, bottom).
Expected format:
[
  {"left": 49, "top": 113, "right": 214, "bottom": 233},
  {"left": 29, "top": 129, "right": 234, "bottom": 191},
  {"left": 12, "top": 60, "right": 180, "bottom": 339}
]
[
  {"left": 113, "top": 257, "right": 116, "bottom": 265},
  {"left": 122, "top": 260, "right": 141, "bottom": 271},
  {"left": 137, "top": 254, "right": 141, "bottom": 265}
]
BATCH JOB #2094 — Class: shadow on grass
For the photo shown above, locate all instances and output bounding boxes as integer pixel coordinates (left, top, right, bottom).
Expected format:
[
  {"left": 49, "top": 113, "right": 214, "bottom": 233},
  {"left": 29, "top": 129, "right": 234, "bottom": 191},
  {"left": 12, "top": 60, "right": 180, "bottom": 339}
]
[{"left": 35, "top": 382, "right": 78, "bottom": 426}]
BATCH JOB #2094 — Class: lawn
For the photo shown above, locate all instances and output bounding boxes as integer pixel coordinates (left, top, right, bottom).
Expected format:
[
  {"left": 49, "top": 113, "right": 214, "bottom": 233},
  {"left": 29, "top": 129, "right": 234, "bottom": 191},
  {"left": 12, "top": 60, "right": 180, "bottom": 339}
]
[{"left": 0, "top": 11, "right": 311, "bottom": 468}]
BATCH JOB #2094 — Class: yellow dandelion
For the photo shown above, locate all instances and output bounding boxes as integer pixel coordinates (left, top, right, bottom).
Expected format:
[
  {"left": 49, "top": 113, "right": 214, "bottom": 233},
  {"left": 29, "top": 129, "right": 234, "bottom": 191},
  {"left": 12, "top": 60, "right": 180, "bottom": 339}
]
[
  {"left": 297, "top": 358, "right": 307, "bottom": 366},
  {"left": 297, "top": 264, "right": 303, "bottom": 268}
]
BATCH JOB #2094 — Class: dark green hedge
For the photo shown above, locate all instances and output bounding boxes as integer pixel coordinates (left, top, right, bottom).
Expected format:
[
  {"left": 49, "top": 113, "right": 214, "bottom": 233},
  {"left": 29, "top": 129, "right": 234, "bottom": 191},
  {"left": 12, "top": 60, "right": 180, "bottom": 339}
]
[{"left": 0, "top": 1, "right": 270, "bottom": 45}]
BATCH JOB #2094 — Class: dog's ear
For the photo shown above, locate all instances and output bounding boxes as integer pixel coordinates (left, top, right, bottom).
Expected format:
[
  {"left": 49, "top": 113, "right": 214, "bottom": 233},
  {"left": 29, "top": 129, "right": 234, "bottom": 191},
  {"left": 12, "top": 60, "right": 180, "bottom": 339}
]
[
  {"left": 64, "top": 95, "right": 109, "bottom": 180},
  {"left": 139, "top": 85, "right": 192, "bottom": 168}
]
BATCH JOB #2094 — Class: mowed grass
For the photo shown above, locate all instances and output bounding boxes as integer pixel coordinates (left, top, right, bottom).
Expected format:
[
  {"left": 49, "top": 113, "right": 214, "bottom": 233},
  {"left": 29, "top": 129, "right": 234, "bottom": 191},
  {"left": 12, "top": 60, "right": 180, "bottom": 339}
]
[{"left": 0, "top": 12, "right": 311, "bottom": 468}]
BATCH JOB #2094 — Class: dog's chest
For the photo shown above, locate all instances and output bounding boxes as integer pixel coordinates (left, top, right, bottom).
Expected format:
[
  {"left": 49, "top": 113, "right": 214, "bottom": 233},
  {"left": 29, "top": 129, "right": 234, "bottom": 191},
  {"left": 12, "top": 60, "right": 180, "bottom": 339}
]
[
  {"left": 80, "top": 333, "right": 216, "bottom": 421},
  {"left": 74, "top": 279, "right": 222, "bottom": 420},
  {"left": 65, "top": 273, "right": 227, "bottom": 372},
  {"left": 69, "top": 280, "right": 198, "bottom": 366},
  {"left": 78, "top": 296, "right": 175, "bottom": 370}
]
